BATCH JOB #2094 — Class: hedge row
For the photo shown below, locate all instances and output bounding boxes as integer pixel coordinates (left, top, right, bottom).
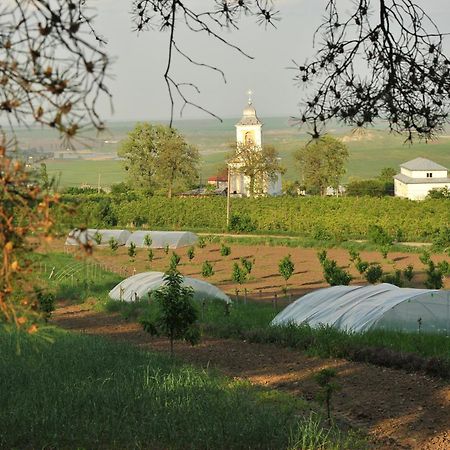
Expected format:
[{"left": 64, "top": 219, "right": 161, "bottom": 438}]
[{"left": 59, "top": 194, "right": 450, "bottom": 243}]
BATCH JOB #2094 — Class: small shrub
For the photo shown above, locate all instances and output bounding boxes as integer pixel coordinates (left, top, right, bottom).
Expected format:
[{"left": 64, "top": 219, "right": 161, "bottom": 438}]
[
  {"left": 197, "top": 237, "right": 206, "bottom": 248},
  {"left": 201, "top": 260, "right": 214, "bottom": 278},
  {"left": 355, "top": 259, "right": 369, "bottom": 275},
  {"left": 229, "top": 214, "right": 256, "bottom": 232},
  {"left": 419, "top": 250, "right": 431, "bottom": 265},
  {"left": 381, "top": 269, "right": 403, "bottom": 287},
  {"left": 170, "top": 252, "right": 181, "bottom": 270},
  {"left": 93, "top": 231, "right": 102, "bottom": 245},
  {"left": 163, "top": 244, "right": 170, "bottom": 255},
  {"left": 348, "top": 249, "right": 360, "bottom": 263},
  {"left": 322, "top": 259, "right": 352, "bottom": 286},
  {"left": 425, "top": 260, "right": 444, "bottom": 289},
  {"left": 220, "top": 243, "right": 231, "bottom": 257},
  {"left": 279, "top": 254, "right": 295, "bottom": 292},
  {"left": 317, "top": 250, "right": 328, "bottom": 265},
  {"left": 403, "top": 264, "right": 414, "bottom": 282},
  {"left": 187, "top": 246, "right": 195, "bottom": 261},
  {"left": 109, "top": 237, "right": 119, "bottom": 252},
  {"left": 143, "top": 234, "right": 153, "bottom": 248},
  {"left": 437, "top": 260, "right": 450, "bottom": 276},
  {"left": 314, "top": 368, "right": 340, "bottom": 423},
  {"left": 364, "top": 264, "right": 383, "bottom": 284},
  {"left": 380, "top": 244, "right": 390, "bottom": 259},
  {"left": 368, "top": 224, "right": 393, "bottom": 246},
  {"left": 147, "top": 248, "right": 154, "bottom": 262},
  {"left": 232, "top": 262, "right": 247, "bottom": 284},
  {"left": 240, "top": 257, "right": 253, "bottom": 275},
  {"left": 128, "top": 242, "right": 137, "bottom": 259}
]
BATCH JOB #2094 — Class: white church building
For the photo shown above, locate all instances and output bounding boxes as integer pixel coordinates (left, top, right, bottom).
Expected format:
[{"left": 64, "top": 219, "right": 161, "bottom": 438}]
[
  {"left": 394, "top": 157, "right": 450, "bottom": 200},
  {"left": 228, "top": 93, "right": 282, "bottom": 197}
]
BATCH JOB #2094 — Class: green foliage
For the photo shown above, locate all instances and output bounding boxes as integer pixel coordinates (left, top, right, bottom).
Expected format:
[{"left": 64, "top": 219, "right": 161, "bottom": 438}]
[
  {"left": 346, "top": 179, "right": 389, "bottom": 197},
  {"left": 355, "top": 259, "right": 369, "bottom": 275},
  {"left": 220, "top": 243, "right": 231, "bottom": 256},
  {"left": 317, "top": 250, "right": 328, "bottom": 265},
  {"left": 93, "top": 231, "right": 102, "bottom": 245},
  {"left": 348, "top": 249, "right": 360, "bottom": 263},
  {"left": 143, "top": 234, "right": 153, "bottom": 248},
  {"left": 278, "top": 255, "right": 295, "bottom": 292},
  {"left": 108, "top": 237, "right": 119, "bottom": 252},
  {"left": 36, "top": 291, "right": 55, "bottom": 322},
  {"left": 295, "top": 136, "right": 349, "bottom": 196},
  {"left": 431, "top": 227, "right": 450, "bottom": 252},
  {"left": 368, "top": 224, "right": 393, "bottom": 246},
  {"left": 187, "top": 246, "right": 195, "bottom": 261},
  {"left": 419, "top": 250, "right": 431, "bottom": 265},
  {"left": 229, "top": 214, "right": 257, "bottom": 232},
  {"left": 128, "top": 242, "right": 137, "bottom": 259},
  {"left": 232, "top": 262, "right": 247, "bottom": 285},
  {"left": 240, "top": 257, "right": 253, "bottom": 275},
  {"left": 437, "top": 260, "right": 450, "bottom": 276},
  {"left": 164, "top": 244, "right": 169, "bottom": 255},
  {"left": 427, "top": 187, "right": 450, "bottom": 199},
  {"left": 381, "top": 269, "right": 403, "bottom": 287},
  {"left": 380, "top": 244, "right": 390, "bottom": 259},
  {"left": 364, "top": 264, "right": 383, "bottom": 284},
  {"left": 314, "top": 368, "right": 340, "bottom": 422},
  {"left": 147, "top": 248, "right": 154, "bottom": 262},
  {"left": 197, "top": 237, "right": 206, "bottom": 248},
  {"left": 403, "top": 265, "right": 414, "bottom": 282},
  {"left": 319, "top": 256, "right": 352, "bottom": 286},
  {"left": 170, "top": 252, "right": 181, "bottom": 270},
  {"left": 201, "top": 260, "right": 214, "bottom": 278},
  {"left": 229, "top": 143, "right": 284, "bottom": 198},
  {"left": 63, "top": 195, "right": 450, "bottom": 244},
  {"left": 425, "top": 260, "right": 444, "bottom": 289},
  {"left": 118, "top": 123, "right": 199, "bottom": 197},
  {"left": 141, "top": 269, "right": 200, "bottom": 355}
]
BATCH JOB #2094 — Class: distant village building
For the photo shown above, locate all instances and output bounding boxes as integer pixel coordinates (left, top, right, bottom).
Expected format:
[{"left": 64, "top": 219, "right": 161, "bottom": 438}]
[
  {"left": 394, "top": 157, "right": 450, "bottom": 200},
  {"left": 228, "top": 92, "right": 282, "bottom": 197},
  {"left": 207, "top": 171, "right": 228, "bottom": 190}
]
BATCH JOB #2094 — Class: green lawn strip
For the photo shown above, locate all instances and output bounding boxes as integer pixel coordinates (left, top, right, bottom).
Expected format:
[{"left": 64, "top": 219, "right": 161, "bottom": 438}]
[{"left": 0, "top": 327, "right": 366, "bottom": 450}]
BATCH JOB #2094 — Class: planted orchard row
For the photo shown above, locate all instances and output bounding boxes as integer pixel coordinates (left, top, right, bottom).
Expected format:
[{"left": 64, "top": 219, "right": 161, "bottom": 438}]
[{"left": 59, "top": 194, "right": 450, "bottom": 245}]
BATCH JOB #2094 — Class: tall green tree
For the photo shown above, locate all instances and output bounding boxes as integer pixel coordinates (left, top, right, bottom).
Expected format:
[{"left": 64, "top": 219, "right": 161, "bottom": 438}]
[
  {"left": 228, "top": 143, "right": 284, "bottom": 198},
  {"left": 294, "top": 136, "right": 349, "bottom": 196},
  {"left": 118, "top": 123, "right": 199, "bottom": 198}
]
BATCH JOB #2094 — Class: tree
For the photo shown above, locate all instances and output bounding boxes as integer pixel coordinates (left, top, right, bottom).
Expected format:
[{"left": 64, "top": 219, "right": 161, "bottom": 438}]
[
  {"left": 295, "top": 136, "right": 348, "bottom": 196},
  {"left": 141, "top": 269, "right": 200, "bottom": 356},
  {"left": 278, "top": 255, "right": 295, "bottom": 293},
  {"left": 118, "top": 123, "right": 199, "bottom": 198},
  {"left": 228, "top": 143, "right": 284, "bottom": 198}
]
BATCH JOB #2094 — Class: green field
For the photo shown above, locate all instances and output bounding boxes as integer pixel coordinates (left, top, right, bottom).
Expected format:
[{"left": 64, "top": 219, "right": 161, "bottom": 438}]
[{"left": 22, "top": 119, "right": 450, "bottom": 187}]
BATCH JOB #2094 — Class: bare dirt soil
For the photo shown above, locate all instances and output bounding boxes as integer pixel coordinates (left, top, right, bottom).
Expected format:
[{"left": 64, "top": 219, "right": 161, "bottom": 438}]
[
  {"left": 50, "top": 239, "right": 449, "bottom": 304},
  {"left": 52, "top": 304, "right": 450, "bottom": 450}
]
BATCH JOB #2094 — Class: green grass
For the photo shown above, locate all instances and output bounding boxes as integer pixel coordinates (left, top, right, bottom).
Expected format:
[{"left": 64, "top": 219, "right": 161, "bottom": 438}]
[{"left": 0, "top": 327, "right": 365, "bottom": 449}]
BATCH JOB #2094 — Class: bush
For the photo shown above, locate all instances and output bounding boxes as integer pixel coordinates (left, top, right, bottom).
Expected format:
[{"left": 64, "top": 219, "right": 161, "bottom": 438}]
[
  {"left": 37, "top": 291, "right": 56, "bottom": 322},
  {"left": 425, "top": 261, "right": 444, "bottom": 289},
  {"left": 170, "top": 252, "right": 181, "bottom": 269},
  {"left": 128, "top": 242, "right": 137, "bottom": 259},
  {"left": 364, "top": 264, "right": 383, "bottom": 284},
  {"left": 109, "top": 237, "right": 119, "bottom": 252},
  {"left": 381, "top": 269, "right": 403, "bottom": 287},
  {"left": 197, "top": 237, "right": 206, "bottom": 248},
  {"left": 279, "top": 255, "right": 295, "bottom": 292},
  {"left": 232, "top": 262, "right": 247, "bottom": 284},
  {"left": 187, "top": 246, "right": 195, "bottom": 261},
  {"left": 322, "top": 259, "right": 352, "bottom": 286},
  {"left": 355, "top": 259, "right": 369, "bottom": 274},
  {"left": 431, "top": 227, "right": 450, "bottom": 252},
  {"left": 147, "top": 248, "right": 154, "bottom": 262},
  {"left": 240, "top": 257, "right": 253, "bottom": 275},
  {"left": 143, "top": 234, "right": 153, "bottom": 248},
  {"left": 229, "top": 214, "right": 256, "bottom": 232},
  {"left": 201, "top": 261, "right": 214, "bottom": 278},
  {"left": 403, "top": 264, "right": 414, "bottom": 282},
  {"left": 220, "top": 243, "right": 231, "bottom": 257}
]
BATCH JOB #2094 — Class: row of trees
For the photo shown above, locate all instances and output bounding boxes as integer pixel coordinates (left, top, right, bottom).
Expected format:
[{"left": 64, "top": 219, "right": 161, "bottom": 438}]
[{"left": 118, "top": 123, "right": 350, "bottom": 198}]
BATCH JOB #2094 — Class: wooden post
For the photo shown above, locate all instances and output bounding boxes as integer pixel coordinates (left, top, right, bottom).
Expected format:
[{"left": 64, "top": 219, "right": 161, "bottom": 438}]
[
  {"left": 244, "top": 288, "right": 248, "bottom": 305},
  {"left": 274, "top": 293, "right": 278, "bottom": 309},
  {"left": 235, "top": 288, "right": 239, "bottom": 303},
  {"left": 226, "top": 167, "right": 231, "bottom": 229}
]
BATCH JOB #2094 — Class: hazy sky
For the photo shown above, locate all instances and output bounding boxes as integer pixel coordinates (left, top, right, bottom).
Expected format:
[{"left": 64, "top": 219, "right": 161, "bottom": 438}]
[{"left": 92, "top": 0, "right": 450, "bottom": 123}]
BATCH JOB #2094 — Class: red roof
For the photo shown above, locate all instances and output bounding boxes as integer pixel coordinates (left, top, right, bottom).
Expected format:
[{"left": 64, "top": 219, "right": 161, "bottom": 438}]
[{"left": 208, "top": 175, "right": 228, "bottom": 182}]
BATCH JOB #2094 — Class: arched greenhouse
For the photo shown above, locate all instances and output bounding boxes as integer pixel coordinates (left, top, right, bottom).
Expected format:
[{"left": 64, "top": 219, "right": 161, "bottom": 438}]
[
  {"left": 125, "top": 231, "right": 198, "bottom": 249},
  {"left": 65, "top": 229, "right": 131, "bottom": 246},
  {"left": 271, "top": 283, "right": 450, "bottom": 334},
  {"left": 109, "top": 271, "right": 231, "bottom": 304}
]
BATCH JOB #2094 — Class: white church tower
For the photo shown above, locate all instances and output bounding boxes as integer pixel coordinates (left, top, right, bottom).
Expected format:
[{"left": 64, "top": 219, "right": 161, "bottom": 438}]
[{"left": 228, "top": 91, "right": 282, "bottom": 197}]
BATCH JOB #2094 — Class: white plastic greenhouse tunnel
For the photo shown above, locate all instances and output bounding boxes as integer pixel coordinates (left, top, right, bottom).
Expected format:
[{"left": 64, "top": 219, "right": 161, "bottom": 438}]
[
  {"left": 65, "top": 229, "right": 131, "bottom": 246},
  {"left": 125, "top": 231, "right": 198, "bottom": 249},
  {"left": 109, "top": 271, "right": 231, "bottom": 304},
  {"left": 271, "top": 283, "right": 450, "bottom": 334}
]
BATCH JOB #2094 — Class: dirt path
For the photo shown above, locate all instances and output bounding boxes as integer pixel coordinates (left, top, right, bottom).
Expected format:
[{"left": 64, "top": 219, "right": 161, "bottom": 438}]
[{"left": 52, "top": 304, "right": 450, "bottom": 450}]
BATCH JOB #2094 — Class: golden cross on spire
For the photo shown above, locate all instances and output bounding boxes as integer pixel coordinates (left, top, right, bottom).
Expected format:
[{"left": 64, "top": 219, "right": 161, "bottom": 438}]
[{"left": 247, "top": 89, "right": 253, "bottom": 105}]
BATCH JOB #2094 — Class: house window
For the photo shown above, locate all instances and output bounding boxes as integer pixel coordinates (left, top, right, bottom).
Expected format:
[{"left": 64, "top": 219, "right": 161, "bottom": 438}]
[{"left": 426, "top": 172, "right": 433, "bottom": 178}]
